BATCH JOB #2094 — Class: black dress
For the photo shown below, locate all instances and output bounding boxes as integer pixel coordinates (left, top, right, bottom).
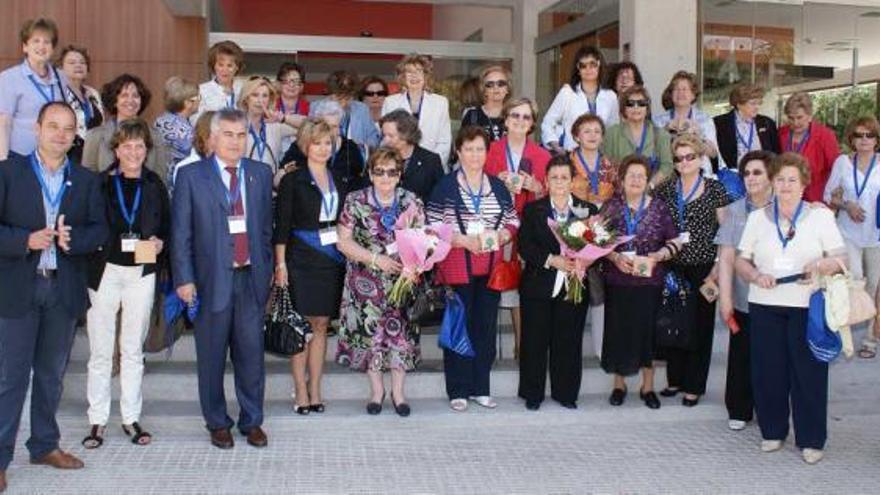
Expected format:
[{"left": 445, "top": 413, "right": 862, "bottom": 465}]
[{"left": 461, "top": 106, "right": 505, "bottom": 142}]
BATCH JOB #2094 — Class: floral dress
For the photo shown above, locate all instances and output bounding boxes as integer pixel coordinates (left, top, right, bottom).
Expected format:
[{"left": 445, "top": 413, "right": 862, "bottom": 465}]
[{"left": 336, "top": 187, "right": 425, "bottom": 372}]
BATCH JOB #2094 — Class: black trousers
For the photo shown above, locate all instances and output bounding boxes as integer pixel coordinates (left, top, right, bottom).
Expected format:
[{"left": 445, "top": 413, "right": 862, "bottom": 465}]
[
  {"left": 725, "top": 310, "right": 753, "bottom": 421},
  {"left": 665, "top": 263, "right": 716, "bottom": 395},
  {"left": 518, "top": 294, "right": 588, "bottom": 404}
]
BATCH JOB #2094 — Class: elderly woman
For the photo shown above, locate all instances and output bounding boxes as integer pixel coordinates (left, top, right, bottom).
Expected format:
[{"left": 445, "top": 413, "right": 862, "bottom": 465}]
[
  {"left": 360, "top": 76, "right": 388, "bottom": 129},
  {"left": 427, "top": 126, "right": 519, "bottom": 412},
  {"left": 654, "top": 71, "right": 720, "bottom": 177},
  {"left": 172, "top": 110, "right": 214, "bottom": 186},
  {"left": 542, "top": 45, "right": 618, "bottom": 154},
  {"left": 518, "top": 156, "right": 596, "bottom": 410},
  {"left": 604, "top": 85, "right": 673, "bottom": 188},
  {"left": 713, "top": 83, "right": 780, "bottom": 172},
  {"left": 82, "top": 74, "right": 169, "bottom": 181},
  {"left": 282, "top": 98, "right": 366, "bottom": 190},
  {"left": 602, "top": 155, "right": 679, "bottom": 409},
  {"left": 82, "top": 118, "right": 170, "bottom": 449},
  {"left": 779, "top": 92, "right": 840, "bottom": 202},
  {"left": 607, "top": 61, "right": 644, "bottom": 96},
  {"left": 461, "top": 65, "right": 512, "bottom": 143},
  {"left": 378, "top": 109, "right": 444, "bottom": 203},
  {"left": 382, "top": 54, "right": 452, "bottom": 167},
  {"left": 336, "top": 147, "right": 424, "bottom": 416},
  {"left": 275, "top": 62, "right": 310, "bottom": 153},
  {"left": 824, "top": 116, "right": 880, "bottom": 359},
  {"left": 193, "top": 40, "right": 244, "bottom": 121},
  {"left": 57, "top": 45, "right": 104, "bottom": 161},
  {"left": 275, "top": 119, "right": 350, "bottom": 415},
  {"left": 238, "top": 76, "right": 296, "bottom": 173},
  {"left": 154, "top": 76, "right": 199, "bottom": 186},
  {"left": 316, "top": 70, "right": 380, "bottom": 151},
  {"left": 0, "top": 18, "right": 67, "bottom": 160},
  {"left": 716, "top": 150, "right": 774, "bottom": 430},
  {"left": 736, "top": 152, "right": 847, "bottom": 465}
]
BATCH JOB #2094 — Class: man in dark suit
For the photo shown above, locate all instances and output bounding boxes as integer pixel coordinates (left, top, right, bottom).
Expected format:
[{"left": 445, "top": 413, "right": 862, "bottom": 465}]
[
  {"left": 712, "top": 83, "right": 781, "bottom": 172},
  {"left": 0, "top": 101, "right": 108, "bottom": 493},
  {"left": 171, "top": 108, "right": 273, "bottom": 450}
]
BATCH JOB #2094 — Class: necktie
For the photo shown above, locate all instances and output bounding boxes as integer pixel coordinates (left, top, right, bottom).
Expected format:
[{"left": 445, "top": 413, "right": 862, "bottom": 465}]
[{"left": 225, "top": 166, "right": 250, "bottom": 266}]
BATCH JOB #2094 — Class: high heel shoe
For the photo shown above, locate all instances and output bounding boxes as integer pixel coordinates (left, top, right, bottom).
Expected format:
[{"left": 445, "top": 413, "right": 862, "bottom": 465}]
[
  {"left": 292, "top": 403, "right": 310, "bottom": 415},
  {"left": 366, "top": 394, "right": 384, "bottom": 415}
]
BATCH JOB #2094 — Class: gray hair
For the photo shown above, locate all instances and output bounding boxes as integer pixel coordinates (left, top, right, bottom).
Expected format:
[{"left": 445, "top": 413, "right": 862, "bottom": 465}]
[
  {"left": 209, "top": 108, "right": 247, "bottom": 135},
  {"left": 310, "top": 98, "right": 345, "bottom": 120},
  {"left": 379, "top": 109, "right": 421, "bottom": 146}
]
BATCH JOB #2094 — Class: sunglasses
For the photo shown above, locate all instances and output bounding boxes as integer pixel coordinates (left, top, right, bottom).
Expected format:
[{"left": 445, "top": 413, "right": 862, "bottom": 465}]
[
  {"left": 625, "top": 99, "right": 650, "bottom": 108},
  {"left": 280, "top": 78, "right": 302, "bottom": 85},
  {"left": 741, "top": 169, "right": 764, "bottom": 177},
  {"left": 484, "top": 80, "right": 509, "bottom": 89},
  {"left": 854, "top": 132, "right": 878, "bottom": 139},
  {"left": 672, "top": 152, "right": 698, "bottom": 163},
  {"left": 577, "top": 61, "right": 600, "bottom": 69},
  {"left": 363, "top": 90, "right": 388, "bottom": 97},
  {"left": 371, "top": 168, "right": 401, "bottom": 178},
  {"left": 507, "top": 112, "right": 533, "bottom": 122}
]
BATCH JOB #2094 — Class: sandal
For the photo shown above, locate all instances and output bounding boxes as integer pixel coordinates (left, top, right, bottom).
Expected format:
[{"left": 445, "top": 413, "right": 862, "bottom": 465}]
[
  {"left": 122, "top": 422, "right": 152, "bottom": 446},
  {"left": 81, "top": 425, "right": 105, "bottom": 449},
  {"left": 858, "top": 342, "right": 877, "bottom": 359}
]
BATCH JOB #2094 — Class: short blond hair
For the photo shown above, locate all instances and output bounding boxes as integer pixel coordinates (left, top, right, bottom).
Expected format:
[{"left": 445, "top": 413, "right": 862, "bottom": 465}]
[
  {"left": 729, "top": 83, "right": 765, "bottom": 107},
  {"left": 297, "top": 118, "right": 334, "bottom": 156},
  {"left": 672, "top": 133, "right": 705, "bottom": 156},
  {"left": 238, "top": 77, "right": 277, "bottom": 113},
  {"left": 783, "top": 92, "right": 813, "bottom": 116},
  {"left": 396, "top": 53, "right": 434, "bottom": 91}
]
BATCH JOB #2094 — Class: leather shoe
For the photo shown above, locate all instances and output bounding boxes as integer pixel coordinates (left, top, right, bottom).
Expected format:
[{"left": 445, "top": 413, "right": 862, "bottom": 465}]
[
  {"left": 682, "top": 395, "right": 700, "bottom": 407},
  {"left": 245, "top": 427, "right": 268, "bottom": 448},
  {"left": 558, "top": 400, "right": 577, "bottom": 409},
  {"left": 210, "top": 428, "right": 234, "bottom": 449},
  {"left": 525, "top": 400, "right": 541, "bottom": 411},
  {"left": 0, "top": 470, "right": 6, "bottom": 493},
  {"left": 609, "top": 387, "right": 626, "bottom": 406},
  {"left": 640, "top": 391, "right": 661, "bottom": 409},
  {"left": 30, "top": 449, "right": 84, "bottom": 469},
  {"left": 659, "top": 387, "right": 680, "bottom": 397}
]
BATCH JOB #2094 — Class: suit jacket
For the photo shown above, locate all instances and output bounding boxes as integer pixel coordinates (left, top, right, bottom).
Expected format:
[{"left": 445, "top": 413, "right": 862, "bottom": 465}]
[
  {"left": 0, "top": 153, "right": 109, "bottom": 318},
  {"left": 401, "top": 145, "right": 444, "bottom": 204},
  {"left": 382, "top": 92, "right": 452, "bottom": 167},
  {"left": 171, "top": 156, "right": 274, "bottom": 313},
  {"left": 712, "top": 110, "right": 780, "bottom": 171},
  {"left": 518, "top": 195, "right": 598, "bottom": 300}
]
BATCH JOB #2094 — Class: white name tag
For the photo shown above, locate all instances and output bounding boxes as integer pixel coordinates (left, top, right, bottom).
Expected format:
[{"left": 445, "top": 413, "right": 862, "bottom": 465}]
[
  {"left": 385, "top": 242, "right": 398, "bottom": 255},
  {"left": 773, "top": 257, "right": 796, "bottom": 274},
  {"left": 121, "top": 234, "right": 140, "bottom": 253},
  {"left": 319, "top": 227, "right": 338, "bottom": 246},
  {"left": 621, "top": 251, "right": 637, "bottom": 258},
  {"left": 678, "top": 232, "right": 691, "bottom": 244},
  {"left": 466, "top": 220, "right": 485, "bottom": 236},
  {"left": 228, "top": 215, "right": 247, "bottom": 234}
]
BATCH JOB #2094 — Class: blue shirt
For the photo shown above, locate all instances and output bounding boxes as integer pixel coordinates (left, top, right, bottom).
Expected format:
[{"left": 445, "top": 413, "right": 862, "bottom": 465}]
[
  {"left": 311, "top": 99, "right": 380, "bottom": 149},
  {"left": 33, "top": 152, "right": 67, "bottom": 270},
  {"left": 0, "top": 60, "right": 67, "bottom": 156}
]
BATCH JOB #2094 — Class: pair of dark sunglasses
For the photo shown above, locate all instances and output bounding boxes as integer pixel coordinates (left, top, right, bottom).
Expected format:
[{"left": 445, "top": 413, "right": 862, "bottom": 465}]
[
  {"left": 363, "top": 90, "right": 388, "bottom": 97},
  {"left": 371, "top": 168, "right": 401, "bottom": 178},
  {"left": 484, "top": 80, "right": 509, "bottom": 89},
  {"left": 741, "top": 169, "right": 764, "bottom": 177},
  {"left": 853, "top": 132, "right": 878, "bottom": 139},
  {"left": 625, "top": 99, "right": 649, "bottom": 108},
  {"left": 672, "top": 152, "right": 698, "bottom": 163}
]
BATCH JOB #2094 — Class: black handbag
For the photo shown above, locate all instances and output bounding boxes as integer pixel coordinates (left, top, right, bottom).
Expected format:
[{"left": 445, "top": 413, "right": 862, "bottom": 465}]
[
  {"left": 408, "top": 276, "right": 447, "bottom": 328},
  {"left": 264, "top": 286, "right": 312, "bottom": 357},
  {"left": 655, "top": 269, "right": 697, "bottom": 349}
]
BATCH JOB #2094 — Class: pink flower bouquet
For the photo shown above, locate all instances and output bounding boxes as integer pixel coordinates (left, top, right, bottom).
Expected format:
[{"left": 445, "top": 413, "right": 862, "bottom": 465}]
[{"left": 387, "top": 219, "right": 453, "bottom": 307}]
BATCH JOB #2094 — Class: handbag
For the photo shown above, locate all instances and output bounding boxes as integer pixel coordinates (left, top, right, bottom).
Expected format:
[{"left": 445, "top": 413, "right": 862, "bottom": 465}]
[
  {"left": 438, "top": 291, "right": 475, "bottom": 357},
  {"left": 263, "top": 286, "right": 312, "bottom": 357},
  {"left": 823, "top": 258, "right": 877, "bottom": 327},
  {"left": 655, "top": 269, "right": 697, "bottom": 349},
  {"left": 408, "top": 276, "right": 447, "bottom": 327},
  {"left": 806, "top": 290, "right": 842, "bottom": 363},
  {"left": 487, "top": 242, "right": 521, "bottom": 292},
  {"left": 716, "top": 168, "right": 746, "bottom": 201}
]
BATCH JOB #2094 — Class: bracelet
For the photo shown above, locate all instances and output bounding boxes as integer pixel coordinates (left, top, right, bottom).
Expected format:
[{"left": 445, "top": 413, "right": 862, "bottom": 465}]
[{"left": 369, "top": 252, "right": 378, "bottom": 269}]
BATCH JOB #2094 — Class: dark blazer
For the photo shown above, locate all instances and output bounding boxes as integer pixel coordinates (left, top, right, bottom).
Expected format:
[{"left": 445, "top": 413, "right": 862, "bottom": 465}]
[
  {"left": 0, "top": 153, "right": 109, "bottom": 318},
  {"left": 88, "top": 164, "right": 171, "bottom": 290},
  {"left": 518, "top": 195, "right": 598, "bottom": 300},
  {"left": 171, "top": 157, "right": 274, "bottom": 313},
  {"left": 401, "top": 145, "right": 445, "bottom": 204},
  {"left": 712, "top": 110, "right": 780, "bottom": 172}
]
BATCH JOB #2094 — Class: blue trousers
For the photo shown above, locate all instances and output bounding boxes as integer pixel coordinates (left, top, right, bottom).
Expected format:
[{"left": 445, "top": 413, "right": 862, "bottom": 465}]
[
  {"left": 0, "top": 278, "right": 77, "bottom": 470},
  {"left": 749, "top": 303, "right": 828, "bottom": 449},
  {"left": 444, "top": 277, "right": 500, "bottom": 400},
  {"left": 194, "top": 269, "right": 265, "bottom": 433}
]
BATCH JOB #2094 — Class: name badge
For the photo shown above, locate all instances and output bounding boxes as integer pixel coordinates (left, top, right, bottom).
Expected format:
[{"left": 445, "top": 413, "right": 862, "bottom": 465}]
[
  {"left": 121, "top": 233, "right": 140, "bottom": 253},
  {"left": 466, "top": 220, "right": 485, "bottom": 236},
  {"left": 773, "top": 257, "right": 796, "bottom": 274},
  {"left": 386, "top": 241, "right": 398, "bottom": 255},
  {"left": 621, "top": 251, "right": 637, "bottom": 258},
  {"left": 508, "top": 174, "right": 524, "bottom": 194},
  {"left": 678, "top": 232, "right": 691, "bottom": 244},
  {"left": 319, "top": 227, "right": 338, "bottom": 246},
  {"left": 228, "top": 215, "right": 247, "bottom": 234}
]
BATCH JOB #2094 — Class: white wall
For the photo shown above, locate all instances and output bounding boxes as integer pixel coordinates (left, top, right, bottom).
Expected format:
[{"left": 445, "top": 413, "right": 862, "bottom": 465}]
[{"left": 431, "top": 4, "right": 513, "bottom": 43}]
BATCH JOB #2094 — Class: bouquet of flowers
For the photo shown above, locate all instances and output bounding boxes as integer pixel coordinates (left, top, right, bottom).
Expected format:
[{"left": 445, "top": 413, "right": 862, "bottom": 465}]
[
  {"left": 387, "top": 204, "right": 453, "bottom": 306},
  {"left": 548, "top": 215, "right": 632, "bottom": 304}
]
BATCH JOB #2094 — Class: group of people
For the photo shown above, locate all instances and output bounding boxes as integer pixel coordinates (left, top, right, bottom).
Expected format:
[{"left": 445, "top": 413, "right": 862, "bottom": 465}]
[{"left": 0, "top": 17, "right": 878, "bottom": 492}]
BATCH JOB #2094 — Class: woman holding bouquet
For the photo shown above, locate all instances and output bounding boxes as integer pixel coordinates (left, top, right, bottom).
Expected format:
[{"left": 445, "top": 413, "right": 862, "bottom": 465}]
[
  {"left": 602, "top": 155, "right": 679, "bottom": 409},
  {"left": 336, "top": 147, "right": 424, "bottom": 416},
  {"left": 427, "top": 126, "right": 519, "bottom": 412},
  {"left": 517, "top": 156, "right": 596, "bottom": 410}
]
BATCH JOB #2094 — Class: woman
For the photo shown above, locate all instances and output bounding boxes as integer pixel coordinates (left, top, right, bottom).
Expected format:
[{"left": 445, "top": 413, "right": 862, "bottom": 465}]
[
  {"left": 427, "top": 126, "right": 519, "bottom": 412},
  {"left": 336, "top": 147, "right": 423, "bottom": 416},
  {"left": 823, "top": 116, "right": 880, "bottom": 359},
  {"left": 275, "top": 119, "right": 350, "bottom": 415},
  {"left": 82, "top": 74, "right": 169, "bottom": 181},
  {"left": 607, "top": 61, "right": 643, "bottom": 96},
  {"left": 736, "top": 152, "right": 847, "bottom": 465},
  {"left": 602, "top": 155, "right": 679, "bottom": 409},
  {"left": 0, "top": 18, "right": 66, "bottom": 159},
  {"left": 154, "top": 76, "right": 199, "bottom": 186},
  {"left": 485, "top": 97, "right": 548, "bottom": 358},
  {"left": 276, "top": 62, "right": 310, "bottom": 153},
  {"left": 82, "top": 118, "right": 170, "bottom": 449},
  {"left": 360, "top": 75, "right": 388, "bottom": 129},
  {"left": 461, "top": 65, "right": 512, "bottom": 143},
  {"left": 382, "top": 54, "right": 452, "bottom": 167},
  {"left": 654, "top": 71, "right": 720, "bottom": 177},
  {"left": 716, "top": 150, "right": 774, "bottom": 430},
  {"left": 541, "top": 45, "right": 618, "bottom": 154},
  {"left": 282, "top": 98, "right": 366, "bottom": 190},
  {"left": 604, "top": 85, "right": 673, "bottom": 188},
  {"left": 655, "top": 134, "right": 732, "bottom": 406},
  {"left": 57, "top": 45, "right": 104, "bottom": 161},
  {"left": 172, "top": 110, "right": 214, "bottom": 186},
  {"left": 318, "top": 70, "right": 381, "bottom": 151},
  {"left": 779, "top": 92, "right": 840, "bottom": 202},
  {"left": 713, "top": 83, "right": 781, "bottom": 173},
  {"left": 194, "top": 40, "right": 244, "bottom": 121},
  {"left": 378, "top": 109, "right": 444, "bottom": 203},
  {"left": 239, "top": 76, "right": 295, "bottom": 173},
  {"left": 518, "top": 156, "right": 595, "bottom": 410}
]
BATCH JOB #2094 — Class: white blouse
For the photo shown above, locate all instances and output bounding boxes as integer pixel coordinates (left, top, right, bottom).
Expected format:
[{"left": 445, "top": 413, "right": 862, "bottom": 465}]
[
  {"left": 823, "top": 153, "right": 880, "bottom": 249},
  {"left": 541, "top": 85, "right": 619, "bottom": 151},
  {"left": 192, "top": 78, "right": 243, "bottom": 124}
]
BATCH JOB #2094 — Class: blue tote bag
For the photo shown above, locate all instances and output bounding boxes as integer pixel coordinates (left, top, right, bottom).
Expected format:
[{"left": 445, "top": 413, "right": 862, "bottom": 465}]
[{"left": 438, "top": 292, "right": 475, "bottom": 358}]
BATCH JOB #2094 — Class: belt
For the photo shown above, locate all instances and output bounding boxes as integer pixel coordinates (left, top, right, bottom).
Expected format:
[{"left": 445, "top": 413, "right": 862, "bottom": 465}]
[
  {"left": 317, "top": 220, "right": 337, "bottom": 229},
  {"left": 36, "top": 268, "right": 57, "bottom": 279},
  {"left": 233, "top": 264, "right": 252, "bottom": 272}
]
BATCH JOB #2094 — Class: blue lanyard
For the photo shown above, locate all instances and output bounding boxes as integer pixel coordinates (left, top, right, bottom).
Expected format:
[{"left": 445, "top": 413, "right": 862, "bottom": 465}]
[
  {"left": 787, "top": 126, "right": 811, "bottom": 153},
  {"left": 215, "top": 79, "right": 234, "bottom": 109},
  {"left": 580, "top": 84, "right": 597, "bottom": 115},
  {"left": 69, "top": 88, "right": 93, "bottom": 123},
  {"left": 406, "top": 91, "right": 424, "bottom": 117},
  {"left": 213, "top": 156, "right": 244, "bottom": 207},
  {"left": 624, "top": 194, "right": 647, "bottom": 236},
  {"left": 339, "top": 113, "right": 350, "bottom": 139},
  {"left": 29, "top": 153, "right": 69, "bottom": 217},
  {"left": 309, "top": 167, "right": 337, "bottom": 218},
  {"left": 27, "top": 74, "right": 55, "bottom": 104},
  {"left": 330, "top": 140, "right": 339, "bottom": 165},
  {"left": 669, "top": 107, "right": 694, "bottom": 121},
  {"left": 279, "top": 97, "right": 305, "bottom": 115},
  {"left": 635, "top": 122, "right": 649, "bottom": 157},
  {"left": 460, "top": 170, "right": 485, "bottom": 214},
  {"left": 371, "top": 187, "right": 399, "bottom": 231},
  {"left": 773, "top": 198, "right": 804, "bottom": 250},
  {"left": 853, "top": 153, "right": 877, "bottom": 199},
  {"left": 550, "top": 199, "right": 570, "bottom": 222},
  {"left": 248, "top": 121, "right": 267, "bottom": 161},
  {"left": 735, "top": 115, "right": 755, "bottom": 152},
  {"left": 575, "top": 149, "right": 600, "bottom": 194},
  {"left": 505, "top": 141, "right": 521, "bottom": 174},
  {"left": 113, "top": 173, "right": 142, "bottom": 232},
  {"left": 676, "top": 175, "right": 703, "bottom": 228}
]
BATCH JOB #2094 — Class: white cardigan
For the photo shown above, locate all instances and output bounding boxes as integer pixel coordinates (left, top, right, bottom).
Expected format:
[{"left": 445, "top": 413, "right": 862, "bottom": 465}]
[
  {"left": 541, "top": 85, "right": 618, "bottom": 151},
  {"left": 192, "top": 78, "right": 243, "bottom": 124},
  {"left": 382, "top": 91, "right": 452, "bottom": 167}
]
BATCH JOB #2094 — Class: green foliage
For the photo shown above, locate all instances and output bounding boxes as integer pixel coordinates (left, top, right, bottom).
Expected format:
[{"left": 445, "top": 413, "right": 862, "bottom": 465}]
[{"left": 812, "top": 84, "right": 878, "bottom": 149}]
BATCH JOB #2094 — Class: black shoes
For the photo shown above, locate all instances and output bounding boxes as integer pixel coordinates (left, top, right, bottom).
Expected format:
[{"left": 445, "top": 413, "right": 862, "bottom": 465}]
[
  {"left": 659, "top": 387, "right": 680, "bottom": 397},
  {"left": 309, "top": 403, "right": 325, "bottom": 413},
  {"left": 525, "top": 400, "right": 541, "bottom": 411},
  {"left": 392, "top": 399, "right": 411, "bottom": 417},
  {"left": 609, "top": 388, "right": 626, "bottom": 406},
  {"left": 640, "top": 391, "right": 661, "bottom": 409},
  {"left": 682, "top": 395, "right": 700, "bottom": 407},
  {"left": 366, "top": 393, "right": 385, "bottom": 415},
  {"left": 558, "top": 400, "right": 577, "bottom": 409}
]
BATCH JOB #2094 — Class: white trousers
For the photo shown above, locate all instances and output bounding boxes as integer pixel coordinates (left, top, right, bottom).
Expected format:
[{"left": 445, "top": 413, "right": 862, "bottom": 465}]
[
  {"left": 845, "top": 243, "right": 880, "bottom": 343},
  {"left": 86, "top": 263, "right": 156, "bottom": 425}
]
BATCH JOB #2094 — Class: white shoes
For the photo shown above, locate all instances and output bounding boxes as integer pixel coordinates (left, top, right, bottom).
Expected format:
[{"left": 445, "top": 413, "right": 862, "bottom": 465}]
[
  {"left": 760, "top": 440, "right": 783, "bottom": 452},
  {"left": 728, "top": 420, "right": 747, "bottom": 431},
  {"left": 469, "top": 396, "right": 498, "bottom": 409},
  {"left": 802, "top": 448, "right": 824, "bottom": 464},
  {"left": 449, "top": 399, "right": 468, "bottom": 412}
]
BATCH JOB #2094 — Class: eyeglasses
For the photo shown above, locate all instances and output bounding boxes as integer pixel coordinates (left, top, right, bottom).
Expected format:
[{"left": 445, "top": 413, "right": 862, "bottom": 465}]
[
  {"left": 625, "top": 99, "right": 649, "bottom": 108},
  {"left": 363, "top": 90, "right": 388, "bottom": 97},
  {"left": 741, "top": 169, "right": 764, "bottom": 177},
  {"left": 577, "top": 60, "right": 600, "bottom": 69},
  {"left": 672, "top": 152, "right": 699, "bottom": 163},
  {"left": 371, "top": 168, "right": 401, "bottom": 178},
  {"left": 484, "top": 80, "right": 509, "bottom": 89},
  {"left": 854, "top": 132, "right": 878, "bottom": 139},
  {"left": 507, "top": 112, "right": 533, "bottom": 122},
  {"left": 280, "top": 78, "right": 302, "bottom": 85}
]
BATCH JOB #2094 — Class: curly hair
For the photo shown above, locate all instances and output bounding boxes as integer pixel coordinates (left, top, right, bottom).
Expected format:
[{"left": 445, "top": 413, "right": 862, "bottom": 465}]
[{"left": 101, "top": 73, "right": 151, "bottom": 118}]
